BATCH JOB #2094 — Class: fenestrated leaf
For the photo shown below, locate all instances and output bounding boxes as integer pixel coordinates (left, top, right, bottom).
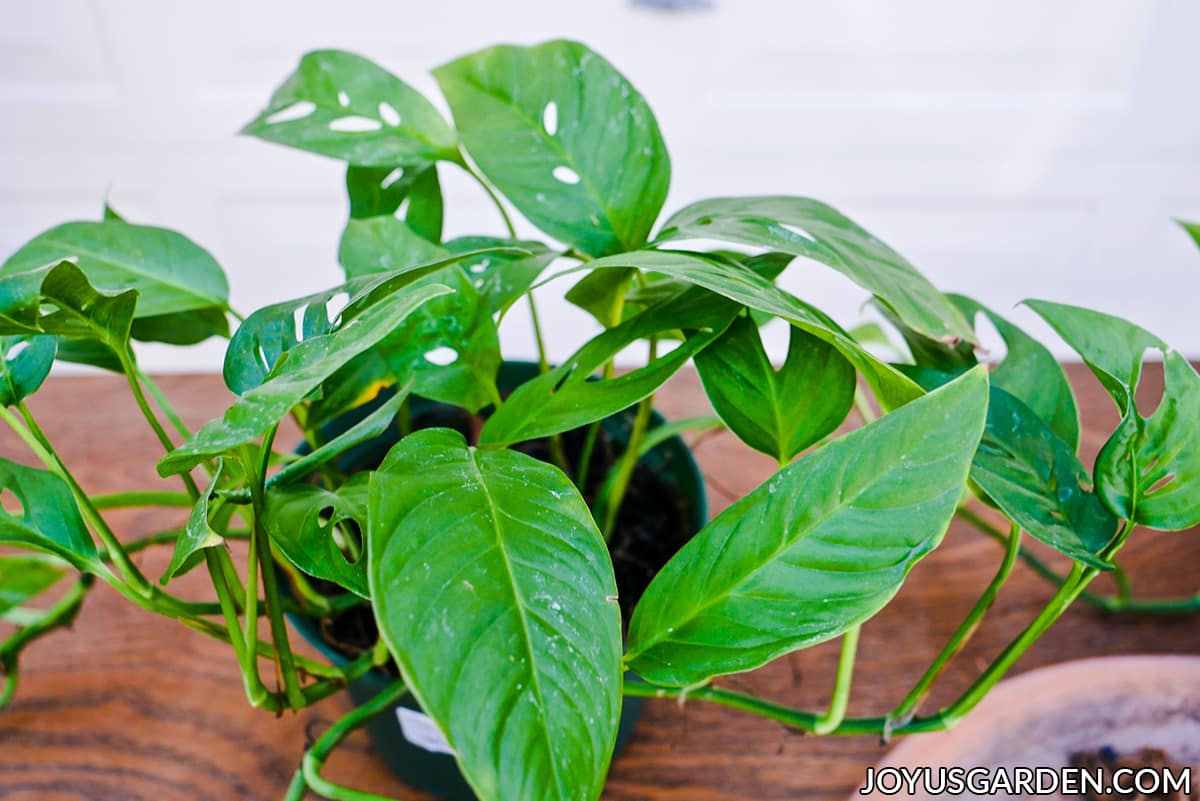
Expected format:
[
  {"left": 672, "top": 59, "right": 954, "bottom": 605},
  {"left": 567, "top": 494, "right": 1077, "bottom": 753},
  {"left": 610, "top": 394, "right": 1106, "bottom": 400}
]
[
  {"left": 347, "top": 162, "right": 444, "bottom": 243},
  {"left": 0, "top": 335, "right": 56, "bottom": 407},
  {"left": 2, "top": 219, "right": 229, "bottom": 320},
  {"left": 1095, "top": 350, "right": 1200, "bottom": 530},
  {"left": 0, "top": 555, "right": 65, "bottom": 617},
  {"left": 266, "top": 473, "right": 370, "bottom": 597},
  {"left": 656, "top": 196, "right": 974, "bottom": 344},
  {"left": 693, "top": 315, "right": 855, "bottom": 463},
  {"left": 369, "top": 428, "right": 622, "bottom": 801},
  {"left": 625, "top": 368, "right": 988, "bottom": 687},
  {"left": 435, "top": 40, "right": 671, "bottom": 257},
  {"left": 443, "top": 237, "right": 557, "bottom": 315},
  {"left": 338, "top": 216, "right": 448, "bottom": 280},
  {"left": 161, "top": 462, "right": 227, "bottom": 584},
  {"left": 580, "top": 249, "right": 924, "bottom": 411},
  {"left": 951, "top": 295, "right": 1079, "bottom": 450},
  {"left": 242, "top": 49, "right": 460, "bottom": 167},
  {"left": 0, "top": 458, "right": 101, "bottom": 574},
  {"left": 972, "top": 387, "right": 1117, "bottom": 568},
  {"left": 159, "top": 282, "right": 452, "bottom": 477}
]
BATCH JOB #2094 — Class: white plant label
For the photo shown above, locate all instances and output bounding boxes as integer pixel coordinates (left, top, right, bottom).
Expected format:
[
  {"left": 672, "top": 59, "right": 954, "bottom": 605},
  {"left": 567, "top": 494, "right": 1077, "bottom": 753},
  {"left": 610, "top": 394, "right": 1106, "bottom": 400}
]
[{"left": 396, "top": 706, "right": 456, "bottom": 756}]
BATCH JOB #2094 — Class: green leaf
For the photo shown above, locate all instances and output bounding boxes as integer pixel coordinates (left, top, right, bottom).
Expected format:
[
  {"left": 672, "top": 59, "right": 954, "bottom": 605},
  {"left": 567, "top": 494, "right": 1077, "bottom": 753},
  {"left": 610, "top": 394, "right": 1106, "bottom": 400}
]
[
  {"left": 443, "top": 237, "right": 557, "bottom": 315},
  {"left": 35, "top": 261, "right": 136, "bottom": 353},
  {"left": 950, "top": 295, "right": 1079, "bottom": 450},
  {"left": 161, "top": 462, "right": 227, "bottom": 584},
  {"left": 1178, "top": 218, "right": 1200, "bottom": 250},
  {"left": 583, "top": 249, "right": 924, "bottom": 411},
  {"left": 0, "top": 335, "right": 56, "bottom": 407},
  {"left": 242, "top": 50, "right": 459, "bottom": 166},
  {"left": 0, "top": 555, "right": 65, "bottom": 617},
  {"left": 972, "top": 387, "right": 1117, "bottom": 568},
  {"left": 266, "top": 473, "right": 370, "bottom": 597},
  {"left": 159, "top": 283, "right": 452, "bottom": 477},
  {"left": 129, "top": 306, "right": 230, "bottom": 346},
  {"left": 338, "top": 216, "right": 449, "bottom": 280},
  {"left": 1095, "top": 350, "right": 1200, "bottom": 530},
  {"left": 0, "top": 458, "right": 101, "bottom": 574},
  {"left": 369, "top": 428, "right": 622, "bottom": 801},
  {"left": 657, "top": 197, "right": 974, "bottom": 344},
  {"left": 435, "top": 40, "right": 670, "bottom": 257},
  {"left": 625, "top": 368, "right": 988, "bottom": 687},
  {"left": 2, "top": 219, "right": 229, "bottom": 320},
  {"left": 347, "top": 162, "right": 444, "bottom": 242},
  {"left": 693, "top": 315, "right": 855, "bottom": 463},
  {"left": 565, "top": 268, "right": 636, "bottom": 327}
]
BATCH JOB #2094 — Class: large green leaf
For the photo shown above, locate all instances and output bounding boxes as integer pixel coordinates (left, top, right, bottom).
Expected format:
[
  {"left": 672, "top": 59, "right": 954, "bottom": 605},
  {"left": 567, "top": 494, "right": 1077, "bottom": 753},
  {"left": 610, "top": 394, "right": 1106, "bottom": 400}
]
[
  {"left": 266, "top": 473, "right": 370, "bottom": 597},
  {"left": 443, "top": 237, "right": 557, "bottom": 315},
  {"left": 0, "top": 555, "right": 65, "bottom": 617},
  {"left": 159, "top": 283, "right": 452, "bottom": 477},
  {"left": 435, "top": 40, "right": 670, "bottom": 257},
  {"left": 972, "top": 387, "right": 1117, "bottom": 568},
  {"left": 656, "top": 197, "right": 974, "bottom": 344},
  {"left": 950, "top": 295, "right": 1079, "bottom": 450},
  {"left": 625, "top": 368, "right": 988, "bottom": 687},
  {"left": 161, "top": 463, "right": 227, "bottom": 584},
  {"left": 369, "top": 428, "right": 622, "bottom": 801},
  {"left": 0, "top": 458, "right": 101, "bottom": 574},
  {"left": 693, "top": 315, "right": 855, "bottom": 463},
  {"left": 242, "top": 50, "right": 459, "bottom": 166},
  {"left": 2, "top": 219, "right": 229, "bottom": 320},
  {"left": 1095, "top": 350, "right": 1200, "bottom": 530},
  {"left": 582, "top": 249, "right": 924, "bottom": 410},
  {"left": 347, "top": 162, "right": 444, "bottom": 243},
  {"left": 0, "top": 335, "right": 56, "bottom": 407}
]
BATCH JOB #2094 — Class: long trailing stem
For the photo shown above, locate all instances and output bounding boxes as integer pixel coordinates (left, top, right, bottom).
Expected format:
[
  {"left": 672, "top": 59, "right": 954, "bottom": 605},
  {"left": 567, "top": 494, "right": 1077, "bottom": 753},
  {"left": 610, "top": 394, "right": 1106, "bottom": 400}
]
[
  {"left": 812, "top": 625, "right": 860, "bottom": 734},
  {"left": 284, "top": 678, "right": 411, "bottom": 801},
  {"left": 0, "top": 575, "right": 93, "bottom": 710},
  {"left": 886, "top": 522, "right": 1021, "bottom": 732}
]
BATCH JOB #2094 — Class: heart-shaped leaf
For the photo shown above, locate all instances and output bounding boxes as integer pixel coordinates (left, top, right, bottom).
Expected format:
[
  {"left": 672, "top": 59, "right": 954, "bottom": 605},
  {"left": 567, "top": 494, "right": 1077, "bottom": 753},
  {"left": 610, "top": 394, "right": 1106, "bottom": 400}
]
[
  {"left": 625, "top": 368, "right": 988, "bottom": 687},
  {"left": 435, "top": 40, "right": 670, "bottom": 257},
  {"left": 0, "top": 555, "right": 66, "bottom": 617},
  {"left": 243, "top": 50, "right": 459, "bottom": 166},
  {"left": 347, "top": 162, "right": 444, "bottom": 242},
  {"left": 159, "top": 282, "right": 452, "bottom": 476},
  {"left": 657, "top": 197, "right": 974, "bottom": 344},
  {"left": 369, "top": 428, "right": 622, "bottom": 801},
  {"left": 0, "top": 335, "right": 56, "bottom": 407},
  {"left": 266, "top": 473, "right": 370, "bottom": 597},
  {"left": 693, "top": 314, "right": 855, "bottom": 463},
  {"left": 0, "top": 458, "right": 101, "bottom": 574}
]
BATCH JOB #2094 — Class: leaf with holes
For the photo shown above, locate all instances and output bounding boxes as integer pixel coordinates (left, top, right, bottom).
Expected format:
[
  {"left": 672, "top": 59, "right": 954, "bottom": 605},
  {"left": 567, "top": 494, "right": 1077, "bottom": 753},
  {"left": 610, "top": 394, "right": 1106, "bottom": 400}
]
[
  {"left": 693, "top": 315, "right": 855, "bottom": 463},
  {"left": 161, "top": 462, "right": 228, "bottom": 584},
  {"left": 0, "top": 335, "right": 56, "bottom": 407},
  {"left": 347, "top": 162, "right": 444, "bottom": 242},
  {"left": 625, "top": 368, "right": 987, "bottom": 687},
  {"left": 435, "top": 40, "right": 670, "bottom": 257},
  {"left": 1095, "top": 351, "right": 1200, "bottom": 530},
  {"left": 972, "top": 387, "right": 1117, "bottom": 568},
  {"left": 243, "top": 50, "right": 460, "bottom": 166},
  {"left": 0, "top": 458, "right": 101, "bottom": 574},
  {"left": 443, "top": 237, "right": 557, "bottom": 315},
  {"left": 657, "top": 197, "right": 974, "bottom": 344},
  {"left": 369, "top": 428, "right": 622, "bottom": 801},
  {"left": 2, "top": 219, "right": 229, "bottom": 321},
  {"left": 0, "top": 555, "right": 66, "bottom": 617},
  {"left": 266, "top": 473, "right": 370, "bottom": 597},
  {"left": 159, "top": 282, "right": 452, "bottom": 476},
  {"left": 581, "top": 249, "right": 924, "bottom": 411}
]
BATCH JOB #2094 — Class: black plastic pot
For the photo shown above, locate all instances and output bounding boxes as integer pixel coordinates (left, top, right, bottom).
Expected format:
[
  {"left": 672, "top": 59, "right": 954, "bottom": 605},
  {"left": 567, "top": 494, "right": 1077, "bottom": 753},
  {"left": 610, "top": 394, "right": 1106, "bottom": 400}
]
[{"left": 287, "top": 361, "right": 707, "bottom": 801}]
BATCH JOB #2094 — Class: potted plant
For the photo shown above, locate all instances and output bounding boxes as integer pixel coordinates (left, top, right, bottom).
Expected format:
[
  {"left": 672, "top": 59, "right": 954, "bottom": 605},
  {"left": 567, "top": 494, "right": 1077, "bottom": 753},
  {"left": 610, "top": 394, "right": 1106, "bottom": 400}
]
[{"left": 1, "top": 39, "right": 1197, "bottom": 801}]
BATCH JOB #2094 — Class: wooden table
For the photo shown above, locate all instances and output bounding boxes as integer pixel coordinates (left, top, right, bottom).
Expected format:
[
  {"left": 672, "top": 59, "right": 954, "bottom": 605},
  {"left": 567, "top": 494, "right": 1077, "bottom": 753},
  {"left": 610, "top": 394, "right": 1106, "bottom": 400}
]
[{"left": 1, "top": 367, "right": 1197, "bottom": 801}]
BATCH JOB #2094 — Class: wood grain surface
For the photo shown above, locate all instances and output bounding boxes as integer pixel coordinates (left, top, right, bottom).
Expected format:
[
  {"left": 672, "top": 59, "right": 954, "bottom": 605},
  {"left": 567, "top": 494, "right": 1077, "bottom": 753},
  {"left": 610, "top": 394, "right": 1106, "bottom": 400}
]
[{"left": 0, "top": 366, "right": 1197, "bottom": 801}]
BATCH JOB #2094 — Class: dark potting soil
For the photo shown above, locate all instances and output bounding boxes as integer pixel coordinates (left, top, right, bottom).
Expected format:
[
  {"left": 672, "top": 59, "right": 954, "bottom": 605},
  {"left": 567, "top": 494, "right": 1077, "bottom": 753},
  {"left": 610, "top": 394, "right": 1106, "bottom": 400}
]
[{"left": 310, "top": 402, "right": 697, "bottom": 670}]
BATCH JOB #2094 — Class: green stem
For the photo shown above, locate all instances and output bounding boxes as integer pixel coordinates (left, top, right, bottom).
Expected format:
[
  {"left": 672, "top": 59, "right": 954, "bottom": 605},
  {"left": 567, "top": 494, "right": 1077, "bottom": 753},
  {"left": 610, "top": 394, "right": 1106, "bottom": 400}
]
[
  {"left": 289, "top": 679, "right": 412, "bottom": 801},
  {"left": 92, "top": 491, "right": 194, "bottom": 510},
  {"left": 135, "top": 368, "right": 194, "bottom": 442},
  {"left": 0, "top": 575, "right": 93, "bottom": 710},
  {"left": 601, "top": 340, "right": 658, "bottom": 537},
  {"left": 813, "top": 624, "right": 860, "bottom": 734},
  {"left": 886, "top": 523, "right": 1021, "bottom": 732},
  {"left": 462, "top": 160, "right": 516, "bottom": 238}
]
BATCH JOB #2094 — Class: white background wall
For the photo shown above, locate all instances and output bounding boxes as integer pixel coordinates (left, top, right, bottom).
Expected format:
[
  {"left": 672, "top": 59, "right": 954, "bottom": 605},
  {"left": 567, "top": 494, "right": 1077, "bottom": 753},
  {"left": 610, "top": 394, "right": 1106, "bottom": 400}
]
[{"left": 2, "top": 0, "right": 1198, "bottom": 373}]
